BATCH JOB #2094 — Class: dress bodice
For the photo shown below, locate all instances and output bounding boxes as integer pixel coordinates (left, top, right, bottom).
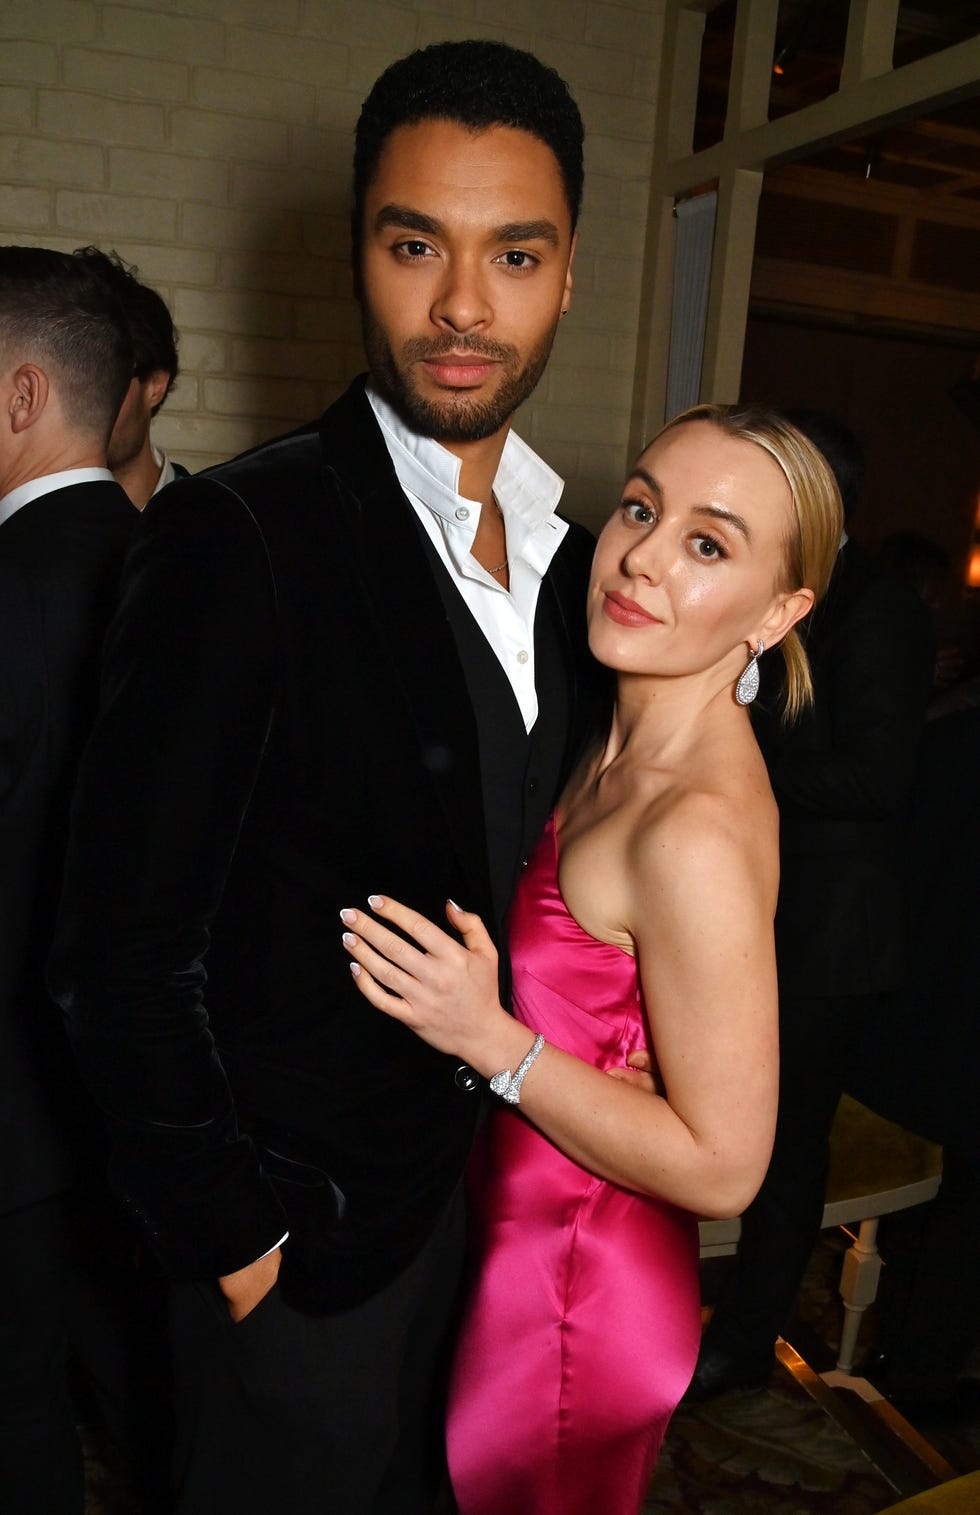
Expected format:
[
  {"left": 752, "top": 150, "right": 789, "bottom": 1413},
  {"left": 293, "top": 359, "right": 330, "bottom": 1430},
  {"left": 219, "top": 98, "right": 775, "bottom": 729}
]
[{"left": 507, "top": 813, "right": 651, "bottom": 1071}]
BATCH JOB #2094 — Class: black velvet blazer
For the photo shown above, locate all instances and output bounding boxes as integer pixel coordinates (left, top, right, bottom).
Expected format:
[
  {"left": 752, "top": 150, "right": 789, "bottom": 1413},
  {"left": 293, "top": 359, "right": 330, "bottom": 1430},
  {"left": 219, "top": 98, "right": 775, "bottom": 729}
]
[
  {"left": 51, "top": 380, "right": 597, "bottom": 1310},
  {"left": 1, "top": 480, "right": 135, "bottom": 1216}
]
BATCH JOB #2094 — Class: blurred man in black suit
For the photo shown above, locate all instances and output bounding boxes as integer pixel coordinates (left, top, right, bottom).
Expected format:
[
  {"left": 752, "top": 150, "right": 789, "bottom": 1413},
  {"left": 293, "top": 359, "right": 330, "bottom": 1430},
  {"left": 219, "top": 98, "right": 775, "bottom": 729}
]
[
  {"left": 0, "top": 246, "right": 135, "bottom": 1513},
  {"left": 858, "top": 704, "right": 980, "bottom": 1420}
]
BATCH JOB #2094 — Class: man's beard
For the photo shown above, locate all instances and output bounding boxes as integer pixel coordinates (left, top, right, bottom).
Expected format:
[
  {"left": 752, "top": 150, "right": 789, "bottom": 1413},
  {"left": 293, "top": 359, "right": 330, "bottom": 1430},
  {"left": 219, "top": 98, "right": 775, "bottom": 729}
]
[{"left": 362, "top": 317, "right": 558, "bottom": 443}]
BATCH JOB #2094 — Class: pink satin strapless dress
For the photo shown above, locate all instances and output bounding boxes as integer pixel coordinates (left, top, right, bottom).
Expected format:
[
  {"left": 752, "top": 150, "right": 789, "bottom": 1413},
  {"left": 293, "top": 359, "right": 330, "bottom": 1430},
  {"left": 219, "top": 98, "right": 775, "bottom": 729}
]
[{"left": 445, "top": 815, "right": 701, "bottom": 1515}]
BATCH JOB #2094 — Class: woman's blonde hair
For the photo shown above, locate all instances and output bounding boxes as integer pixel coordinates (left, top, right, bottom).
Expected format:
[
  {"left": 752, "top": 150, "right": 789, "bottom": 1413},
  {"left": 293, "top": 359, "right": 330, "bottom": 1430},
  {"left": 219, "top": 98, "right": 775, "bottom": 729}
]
[{"left": 654, "top": 403, "right": 844, "bottom": 720}]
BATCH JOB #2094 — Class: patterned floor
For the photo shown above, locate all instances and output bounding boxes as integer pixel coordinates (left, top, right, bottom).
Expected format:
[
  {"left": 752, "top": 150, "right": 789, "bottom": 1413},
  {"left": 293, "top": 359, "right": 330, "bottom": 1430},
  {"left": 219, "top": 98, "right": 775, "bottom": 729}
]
[
  {"left": 646, "top": 1375, "right": 898, "bottom": 1515},
  {"left": 643, "top": 1231, "right": 980, "bottom": 1515},
  {"left": 84, "top": 1229, "right": 979, "bottom": 1513}
]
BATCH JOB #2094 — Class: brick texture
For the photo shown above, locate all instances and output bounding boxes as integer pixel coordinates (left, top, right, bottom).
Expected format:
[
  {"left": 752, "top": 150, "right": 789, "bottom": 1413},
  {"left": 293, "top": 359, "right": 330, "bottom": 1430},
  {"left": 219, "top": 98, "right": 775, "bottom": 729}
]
[{"left": 0, "top": 0, "right": 665, "bottom": 489}]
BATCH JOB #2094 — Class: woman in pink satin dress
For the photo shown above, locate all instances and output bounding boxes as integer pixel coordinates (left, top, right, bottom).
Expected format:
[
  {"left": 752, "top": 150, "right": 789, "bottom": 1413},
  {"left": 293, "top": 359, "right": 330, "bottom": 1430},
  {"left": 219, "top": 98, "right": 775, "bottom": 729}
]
[{"left": 342, "top": 405, "right": 843, "bottom": 1515}]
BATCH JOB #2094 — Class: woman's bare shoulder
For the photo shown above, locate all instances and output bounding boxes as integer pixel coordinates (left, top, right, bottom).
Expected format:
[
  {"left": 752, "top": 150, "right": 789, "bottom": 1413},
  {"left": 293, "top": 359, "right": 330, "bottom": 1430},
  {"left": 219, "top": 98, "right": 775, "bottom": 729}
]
[{"left": 626, "top": 762, "right": 779, "bottom": 912}]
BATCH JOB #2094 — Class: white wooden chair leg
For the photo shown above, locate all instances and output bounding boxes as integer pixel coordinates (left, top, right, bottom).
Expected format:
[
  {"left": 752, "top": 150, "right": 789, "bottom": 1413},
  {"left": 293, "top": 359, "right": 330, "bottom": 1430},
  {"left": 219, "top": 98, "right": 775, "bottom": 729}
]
[{"left": 836, "top": 1217, "right": 882, "bottom": 1373}]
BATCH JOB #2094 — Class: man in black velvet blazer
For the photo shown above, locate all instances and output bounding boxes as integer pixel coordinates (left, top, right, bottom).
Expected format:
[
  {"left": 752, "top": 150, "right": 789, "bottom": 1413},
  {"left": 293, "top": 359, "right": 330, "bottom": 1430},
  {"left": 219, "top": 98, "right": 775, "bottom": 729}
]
[
  {"left": 51, "top": 42, "right": 600, "bottom": 1515},
  {"left": 0, "top": 247, "right": 135, "bottom": 1514},
  {"left": 686, "top": 412, "right": 935, "bottom": 1401}
]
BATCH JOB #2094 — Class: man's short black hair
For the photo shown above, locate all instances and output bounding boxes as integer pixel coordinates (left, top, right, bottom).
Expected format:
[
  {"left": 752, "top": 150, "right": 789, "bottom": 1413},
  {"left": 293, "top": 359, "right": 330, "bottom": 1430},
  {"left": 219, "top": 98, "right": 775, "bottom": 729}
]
[
  {"left": 783, "top": 409, "right": 865, "bottom": 521},
  {"left": 352, "top": 39, "right": 584, "bottom": 261},
  {"left": 73, "top": 246, "right": 179, "bottom": 414},
  {"left": 0, "top": 245, "right": 132, "bottom": 443}
]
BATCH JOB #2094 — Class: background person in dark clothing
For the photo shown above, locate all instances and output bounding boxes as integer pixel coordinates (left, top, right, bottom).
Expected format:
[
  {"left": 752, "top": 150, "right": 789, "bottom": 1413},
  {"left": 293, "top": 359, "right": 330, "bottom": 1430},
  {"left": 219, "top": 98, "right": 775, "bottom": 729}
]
[
  {"left": 854, "top": 704, "right": 980, "bottom": 1421},
  {"left": 74, "top": 245, "right": 188, "bottom": 509},
  {"left": 685, "top": 410, "right": 935, "bottom": 1402},
  {"left": 0, "top": 245, "right": 135, "bottom": 1515}
]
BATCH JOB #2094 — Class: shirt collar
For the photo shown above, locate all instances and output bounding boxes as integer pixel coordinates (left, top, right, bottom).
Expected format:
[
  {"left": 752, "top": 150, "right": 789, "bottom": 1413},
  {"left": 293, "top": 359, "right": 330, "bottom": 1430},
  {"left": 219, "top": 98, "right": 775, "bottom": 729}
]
[
  {"left": 151, "top": 444, "right": 175, "bottom": 497},
  {"left": 0, "top": 467, "right": 115, "bottom": 527},
  {"left": 366, "top": 382, "right": 564, "bottom": 529}
]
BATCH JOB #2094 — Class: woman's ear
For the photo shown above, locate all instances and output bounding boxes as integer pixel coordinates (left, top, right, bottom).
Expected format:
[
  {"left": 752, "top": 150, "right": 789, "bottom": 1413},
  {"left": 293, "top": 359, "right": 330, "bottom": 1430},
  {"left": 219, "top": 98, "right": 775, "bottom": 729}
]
[{"left": 757, "top": 586, "right": 815, "bottom": 650}]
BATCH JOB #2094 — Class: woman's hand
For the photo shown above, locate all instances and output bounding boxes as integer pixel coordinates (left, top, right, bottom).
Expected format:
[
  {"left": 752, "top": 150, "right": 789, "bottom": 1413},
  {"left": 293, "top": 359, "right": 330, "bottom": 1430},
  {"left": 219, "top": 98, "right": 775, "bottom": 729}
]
[
  {"left": 605, "top": 1049, "right": 660, "bottom": 1095},
  {"left": 340, "top": 895, "right": 513, "bottom": 1069}
]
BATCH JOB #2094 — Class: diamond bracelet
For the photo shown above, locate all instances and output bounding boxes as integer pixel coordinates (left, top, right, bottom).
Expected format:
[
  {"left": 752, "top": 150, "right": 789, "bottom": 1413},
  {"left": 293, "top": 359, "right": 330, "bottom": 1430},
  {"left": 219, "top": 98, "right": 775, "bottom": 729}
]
[{"left": 489, "top": 1032, "right": 546, "bottom": 1105}]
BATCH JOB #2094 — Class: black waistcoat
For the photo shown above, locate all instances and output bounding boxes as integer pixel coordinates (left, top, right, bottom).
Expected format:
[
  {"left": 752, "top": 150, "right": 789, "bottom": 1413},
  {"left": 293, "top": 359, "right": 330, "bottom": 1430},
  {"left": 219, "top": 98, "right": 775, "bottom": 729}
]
[{"left": 414, "top": 529, "right": 570, "bottom": 939}]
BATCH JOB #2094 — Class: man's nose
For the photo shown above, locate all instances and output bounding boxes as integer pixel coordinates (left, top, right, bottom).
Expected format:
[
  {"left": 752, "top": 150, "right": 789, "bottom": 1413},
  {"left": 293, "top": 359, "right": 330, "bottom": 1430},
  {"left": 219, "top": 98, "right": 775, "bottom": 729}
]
[{"left": 429, "top": 257, "right": 492, "bottom": 333}]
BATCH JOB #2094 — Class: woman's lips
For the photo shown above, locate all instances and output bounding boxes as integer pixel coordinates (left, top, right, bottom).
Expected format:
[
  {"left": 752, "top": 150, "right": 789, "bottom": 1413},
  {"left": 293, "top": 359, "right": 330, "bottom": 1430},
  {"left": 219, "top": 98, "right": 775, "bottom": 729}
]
[{"left": 602, "top": 591, "right": 660, "bottom": 627}]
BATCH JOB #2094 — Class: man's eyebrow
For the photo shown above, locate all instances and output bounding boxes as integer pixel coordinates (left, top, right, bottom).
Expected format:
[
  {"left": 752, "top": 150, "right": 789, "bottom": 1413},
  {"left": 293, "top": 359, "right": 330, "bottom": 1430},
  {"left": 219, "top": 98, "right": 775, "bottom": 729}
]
[
  {"left": 373, "top": 204, "right": 443, "bottom": 236},
  {"left": 494, "top": 220, "right": 561, "bottom": 246},
  {"left": 372, "top": 206, "right": 561, "bottom": 247}
]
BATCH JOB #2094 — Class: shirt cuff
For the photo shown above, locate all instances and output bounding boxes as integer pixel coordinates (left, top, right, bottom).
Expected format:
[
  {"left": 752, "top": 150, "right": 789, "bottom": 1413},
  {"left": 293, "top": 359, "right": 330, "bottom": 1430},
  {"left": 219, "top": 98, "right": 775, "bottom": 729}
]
[{"left": 255, "top": 1232, "right": 288, "bottom": 1262}]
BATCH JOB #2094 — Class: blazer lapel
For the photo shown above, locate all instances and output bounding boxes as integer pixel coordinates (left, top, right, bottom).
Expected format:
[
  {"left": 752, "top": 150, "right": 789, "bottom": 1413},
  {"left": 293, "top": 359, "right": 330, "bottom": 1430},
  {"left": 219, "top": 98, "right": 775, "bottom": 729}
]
[{"left": 316, "top": 384, "right": 491, "bottom": 905}]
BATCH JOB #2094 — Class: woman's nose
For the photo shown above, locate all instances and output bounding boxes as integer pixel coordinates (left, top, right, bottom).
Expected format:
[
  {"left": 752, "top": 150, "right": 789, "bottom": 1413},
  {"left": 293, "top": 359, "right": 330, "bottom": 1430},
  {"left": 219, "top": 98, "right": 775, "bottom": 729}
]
[{"left": 623, "top": 526, "right": 669, "bottom": 584}]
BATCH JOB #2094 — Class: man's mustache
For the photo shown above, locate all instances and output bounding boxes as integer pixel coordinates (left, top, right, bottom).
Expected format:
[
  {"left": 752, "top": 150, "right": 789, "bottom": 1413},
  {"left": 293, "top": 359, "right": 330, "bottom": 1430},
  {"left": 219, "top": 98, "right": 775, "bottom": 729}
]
[{"left": 401, "top": 335, "right": 518, "bottom": 364}]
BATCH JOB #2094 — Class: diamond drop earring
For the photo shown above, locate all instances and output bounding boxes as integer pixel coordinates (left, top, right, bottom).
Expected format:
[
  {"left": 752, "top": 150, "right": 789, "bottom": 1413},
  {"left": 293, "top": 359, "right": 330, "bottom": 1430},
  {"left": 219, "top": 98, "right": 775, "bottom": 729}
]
[{"left": 735, "top": 640, "right": 765, "bottom": 706}]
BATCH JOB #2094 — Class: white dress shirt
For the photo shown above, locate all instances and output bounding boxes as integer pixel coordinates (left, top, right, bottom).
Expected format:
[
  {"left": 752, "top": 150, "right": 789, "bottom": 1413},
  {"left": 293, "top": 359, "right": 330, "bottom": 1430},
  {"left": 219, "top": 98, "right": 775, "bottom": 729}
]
[
  {"left": 367, "top": 384, "right": 569, "bottom": 732},
  {"left": 150, "top": 444, "right": 178, "bottom": 498}
]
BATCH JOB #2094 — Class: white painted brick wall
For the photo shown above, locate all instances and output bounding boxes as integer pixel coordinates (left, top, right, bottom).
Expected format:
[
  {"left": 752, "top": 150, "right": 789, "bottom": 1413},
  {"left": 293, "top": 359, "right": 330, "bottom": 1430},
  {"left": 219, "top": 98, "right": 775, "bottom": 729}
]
[{"left": 0, "top": 0, "right": 666, "bottom": 528}]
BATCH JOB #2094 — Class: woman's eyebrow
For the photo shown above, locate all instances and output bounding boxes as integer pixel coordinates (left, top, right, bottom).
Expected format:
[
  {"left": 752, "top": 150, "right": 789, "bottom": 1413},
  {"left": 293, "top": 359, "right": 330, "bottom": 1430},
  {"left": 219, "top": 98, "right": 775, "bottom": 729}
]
[{"left": 693, "top": 504, "right": 752, "bottom": 541}]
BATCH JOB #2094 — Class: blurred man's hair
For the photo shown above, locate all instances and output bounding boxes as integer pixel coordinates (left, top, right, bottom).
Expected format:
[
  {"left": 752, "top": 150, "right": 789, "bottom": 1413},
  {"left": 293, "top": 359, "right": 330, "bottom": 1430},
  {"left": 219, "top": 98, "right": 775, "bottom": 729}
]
[
  {"left": 74, "top": 245, "right": 179, "bottom": 414},
  {"left": 0, "top": 245, "right": 132, "bottom": 443}
]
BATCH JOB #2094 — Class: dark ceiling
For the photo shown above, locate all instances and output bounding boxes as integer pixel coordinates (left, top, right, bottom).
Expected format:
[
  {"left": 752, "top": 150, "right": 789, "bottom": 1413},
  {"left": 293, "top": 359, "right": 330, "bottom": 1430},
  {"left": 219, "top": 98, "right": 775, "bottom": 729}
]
[{"left": 694, "top": 0, "right": 980, "bottom": 202}]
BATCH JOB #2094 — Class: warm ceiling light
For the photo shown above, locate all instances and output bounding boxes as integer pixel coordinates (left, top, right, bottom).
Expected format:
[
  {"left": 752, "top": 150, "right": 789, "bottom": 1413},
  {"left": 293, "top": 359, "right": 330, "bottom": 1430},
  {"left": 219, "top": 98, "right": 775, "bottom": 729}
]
[{"left": 967, "top": 546, "right": 980, "bottom": 588}]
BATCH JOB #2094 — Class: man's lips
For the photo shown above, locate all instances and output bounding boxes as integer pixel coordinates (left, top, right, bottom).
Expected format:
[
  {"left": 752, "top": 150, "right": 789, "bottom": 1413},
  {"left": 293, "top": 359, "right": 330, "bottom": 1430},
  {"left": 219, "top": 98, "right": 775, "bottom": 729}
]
[
  {"left": 602, "top": 590, "right": 660, "bottom": 627},
  {"left": 420, "top": 355, "right": 501, "bottom": 387}
]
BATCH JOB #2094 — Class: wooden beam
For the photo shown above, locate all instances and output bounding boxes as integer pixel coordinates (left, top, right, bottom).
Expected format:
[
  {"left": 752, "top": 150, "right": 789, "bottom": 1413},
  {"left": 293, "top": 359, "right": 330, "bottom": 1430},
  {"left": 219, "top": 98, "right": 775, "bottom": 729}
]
[
  {"left": 840, "top": 0, "right": 900, "bottom": 88},
  {"left": 701, "top": 168, "right": 763, "bottom": 402},
  {"left": 726, "top": 0, "right": 780, "bottom": 133},
  {"left": 630, "top": 2, "right": 708, "bottom": 451},
  {"left": 663, "top": 32, "right": 980, "bottom": 192}
]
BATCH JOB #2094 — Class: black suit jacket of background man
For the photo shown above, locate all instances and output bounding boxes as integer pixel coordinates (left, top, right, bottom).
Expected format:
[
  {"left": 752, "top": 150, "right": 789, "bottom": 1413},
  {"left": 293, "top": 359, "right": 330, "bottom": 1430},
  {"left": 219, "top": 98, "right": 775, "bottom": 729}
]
[
  {"left": 753, "top": 538, "right": 934, "bottom": 999},
  {"left": 1, "top": 480, "right": 135, "bottom": 1219},
  {"left": 51, "top": 379, "right": 599, "bottom": 1314}
]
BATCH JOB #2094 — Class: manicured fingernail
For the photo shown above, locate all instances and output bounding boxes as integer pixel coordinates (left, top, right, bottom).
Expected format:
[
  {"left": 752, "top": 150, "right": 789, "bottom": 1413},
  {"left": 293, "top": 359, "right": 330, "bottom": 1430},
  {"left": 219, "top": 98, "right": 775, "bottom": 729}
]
[
  {"left": 349, "top": 962, "right": 361, "bottom": 978},
  {"left": 339, "top": 908, "right": 356, "bottom": 924},
  {"left": 367, "top": 894, "right": 384, "bottom": 909},
  {"left": 447, "top": 898, "right": 461, "bottom": 911},
  {"left": 342, "top": 932, "right": 357, "bottom": 948}
]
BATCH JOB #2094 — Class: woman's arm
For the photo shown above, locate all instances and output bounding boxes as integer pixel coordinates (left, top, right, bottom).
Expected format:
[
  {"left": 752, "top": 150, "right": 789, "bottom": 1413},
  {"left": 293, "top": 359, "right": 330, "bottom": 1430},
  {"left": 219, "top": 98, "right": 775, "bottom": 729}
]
[{"left": 342, "top": 802, "right": 778, "bottom": 1219}]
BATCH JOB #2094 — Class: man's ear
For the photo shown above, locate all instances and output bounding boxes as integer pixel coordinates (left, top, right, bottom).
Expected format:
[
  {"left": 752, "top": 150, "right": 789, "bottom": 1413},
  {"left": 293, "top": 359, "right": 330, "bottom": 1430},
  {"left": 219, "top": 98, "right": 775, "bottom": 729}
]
[
  {"left": 9, "top": 364, "right": 48, "bottom": 433},
  {"left": 560, "top": 230, "right": 577, "bottom": 316},
  {"left": 757, "top": 586, "right": 815, "bottom": 650},
  {"left": 143, "top": 369, "right": 171, "bottom": 415}
]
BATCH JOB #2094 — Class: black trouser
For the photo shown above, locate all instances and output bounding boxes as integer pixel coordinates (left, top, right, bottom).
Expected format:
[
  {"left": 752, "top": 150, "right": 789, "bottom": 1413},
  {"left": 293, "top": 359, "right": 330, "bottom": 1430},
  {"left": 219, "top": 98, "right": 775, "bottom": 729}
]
[
  {"left": 876, "top": 1144, "right": 980, "bottom": 1402},
  {"left": 65, "top": 1183, "right": 174, "bottom": 1511},
  {"left": 0, "top": 1195, "right": 83, "bottom": 1515},
  {"left": 0, "top": 1187, "right": 174, "bottom": 1515},
  {"left": 169, "top": 1188, "right": 466, "bottom": 1515},
  {"left": 703, "top": 992, "right": 887, "bottom": 1362}
]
